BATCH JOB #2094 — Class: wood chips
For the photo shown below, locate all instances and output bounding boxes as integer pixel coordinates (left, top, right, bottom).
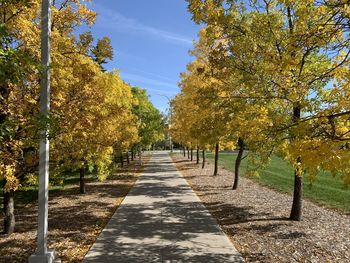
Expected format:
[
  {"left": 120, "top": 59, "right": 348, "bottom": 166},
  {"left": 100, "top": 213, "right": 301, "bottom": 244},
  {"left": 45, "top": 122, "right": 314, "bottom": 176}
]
[
  {"left": 0, "top": 156, "right": 150, "bottom": 263},
  {"left": 172, "top": 154, "right": 350, "bottom": 263}
]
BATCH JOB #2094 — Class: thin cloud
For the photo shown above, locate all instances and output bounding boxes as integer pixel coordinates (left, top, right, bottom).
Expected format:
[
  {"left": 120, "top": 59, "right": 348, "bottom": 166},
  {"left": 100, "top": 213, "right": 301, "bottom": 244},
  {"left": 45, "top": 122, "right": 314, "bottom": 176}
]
[
  {"left": 127, "top": 67, "right": 176, "bottom": 83},
  {"left": 116, "top": 51, "right": 146, "bottom": 63},
  {"left": 121, "top": 72, "right": 179, "bottom": 95},
  {"left": 146, "top": 87, "right": 178, "bottom": 95},
  {"left": 95, "top": 7, "right": 193, "bottom": 46},
  {"left": 114, "top": 56, "right": 177, "bottom": 82}
]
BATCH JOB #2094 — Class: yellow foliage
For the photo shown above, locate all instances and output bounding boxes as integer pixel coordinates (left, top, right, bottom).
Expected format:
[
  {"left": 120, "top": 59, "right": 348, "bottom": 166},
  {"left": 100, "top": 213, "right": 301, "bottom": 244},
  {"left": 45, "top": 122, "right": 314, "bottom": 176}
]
[
  {"left": 179, "top": 0, "right": 350, "bottom": 186},
  {"left": 0, "top": 0, "right": 143, "bottom": 192},
  {"left": 0, "top": 165, "right": 20, "bottom": 192}
]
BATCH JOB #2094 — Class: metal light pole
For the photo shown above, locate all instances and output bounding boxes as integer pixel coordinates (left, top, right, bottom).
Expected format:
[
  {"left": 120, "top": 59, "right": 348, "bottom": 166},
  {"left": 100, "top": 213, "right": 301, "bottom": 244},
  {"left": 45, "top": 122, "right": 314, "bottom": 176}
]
[
  {"left": 29, "top": 0, "right": 58, "bottom": 262},
  {"left": 158, "top": 94, "right": 173, "bottom": 152}
]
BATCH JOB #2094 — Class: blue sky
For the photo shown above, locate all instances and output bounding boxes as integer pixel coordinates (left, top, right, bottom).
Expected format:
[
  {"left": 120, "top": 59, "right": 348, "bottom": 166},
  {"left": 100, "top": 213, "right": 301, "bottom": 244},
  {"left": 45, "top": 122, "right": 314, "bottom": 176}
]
[{"left": 84, "top": 0, "right": 200, "bottom": 113}]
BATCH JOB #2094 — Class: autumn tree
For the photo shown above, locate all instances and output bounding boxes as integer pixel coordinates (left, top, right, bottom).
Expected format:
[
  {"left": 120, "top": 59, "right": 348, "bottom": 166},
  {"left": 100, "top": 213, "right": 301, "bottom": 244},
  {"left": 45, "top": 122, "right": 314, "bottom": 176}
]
[
  {"left": 0, "top": 0, "right": 43, "bottom": 235},
  {"left": 186, "top": 0, "right": 350, "bottom": 220},
  {"left": 0, "top": 0, "right": 143, "bottom": 234}
]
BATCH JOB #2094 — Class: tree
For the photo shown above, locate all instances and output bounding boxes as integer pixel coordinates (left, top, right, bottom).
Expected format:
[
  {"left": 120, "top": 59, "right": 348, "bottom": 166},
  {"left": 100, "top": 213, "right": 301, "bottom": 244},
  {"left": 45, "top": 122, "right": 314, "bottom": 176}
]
[
  {"left": 0, "top": 0, "right": 41, "bottom": 235},
  {"left": 0, "top": 0, "right": 141, "bottom": 234},
  {"left": 186, "top": 0, "right": 350, "bottom": 220},
  {"left": 131, "top": 87, "right": 165, "bottom": 151}
]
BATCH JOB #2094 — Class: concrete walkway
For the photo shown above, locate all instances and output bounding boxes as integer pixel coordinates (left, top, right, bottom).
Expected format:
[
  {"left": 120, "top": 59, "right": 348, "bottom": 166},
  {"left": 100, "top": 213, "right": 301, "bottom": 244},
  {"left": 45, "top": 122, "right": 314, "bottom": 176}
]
[{"left": 83, "top": 151, "right": 243, "bottom": 263}]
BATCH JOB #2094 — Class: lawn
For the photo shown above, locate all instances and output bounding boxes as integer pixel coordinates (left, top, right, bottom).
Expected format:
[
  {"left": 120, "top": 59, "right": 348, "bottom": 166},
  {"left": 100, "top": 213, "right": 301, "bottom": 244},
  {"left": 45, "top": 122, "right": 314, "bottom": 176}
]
[
  {"left": 0, "top": 152, "right": 132, "bottom": 210},
  {"left": 205, "top": 152, "right": 350, "bottom": 213},
  {"left": 0, "top": 172, "right": 95, "bottom": 210}
]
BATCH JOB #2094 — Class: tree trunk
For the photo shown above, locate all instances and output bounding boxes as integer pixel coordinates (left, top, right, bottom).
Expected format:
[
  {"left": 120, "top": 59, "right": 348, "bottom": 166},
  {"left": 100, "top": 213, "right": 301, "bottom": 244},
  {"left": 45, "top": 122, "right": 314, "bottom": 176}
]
[
  {"left": 286, "top": 11, "right": 303, "bottom": 221},
  {"left": 196, "top": 147, "right": 200, "bottom": 164},
  {"left": 187, "top": 149, "right": 190, "bottom": 159},
  {"left": 120, "top": 153, "right": 124, "bottom": 168},
  {"left": 190, "top": 148, "right": 193, "bottom": 161},
  {"left": 126, "top": 151, "right": 130, "bottom": 164},
  {"left": 290, "top": 169, "right": 303, "bottom": 221},
  {"left": 202, "top": 149, "right": 206, "bottom": 169},
  {"left": 3, "top": 178, "right": 15, "bottom": 235},
  {"left": 139, "top": 150, "right": 142, "bottom": 165},
  {"left": 79, "top": 167, "right": 86, "bottom": 194},
  {"left": 290, "top": 105, "right": 303, "bottom": 221},
  {"left": 233, "top": 138, "right": 244, "bottom": 190},
  {"left": 214, "top": 143, "right": 219, "bottom": 176},
  {"left": 1, "top": 84, "right": 15, "bottom": 235},
  {"left": 131, "top": 151, "right": 134, "bottom": 161},
  {"left": 183, "top": 146, "right": 186, "bottom": 157}
]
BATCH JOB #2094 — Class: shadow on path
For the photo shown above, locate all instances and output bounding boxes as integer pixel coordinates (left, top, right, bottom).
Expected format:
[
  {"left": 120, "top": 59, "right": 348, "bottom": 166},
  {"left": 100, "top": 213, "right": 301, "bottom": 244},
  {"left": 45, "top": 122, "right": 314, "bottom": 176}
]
[{"left": 83, "top": 151, "right": 243, "bottom": 263}]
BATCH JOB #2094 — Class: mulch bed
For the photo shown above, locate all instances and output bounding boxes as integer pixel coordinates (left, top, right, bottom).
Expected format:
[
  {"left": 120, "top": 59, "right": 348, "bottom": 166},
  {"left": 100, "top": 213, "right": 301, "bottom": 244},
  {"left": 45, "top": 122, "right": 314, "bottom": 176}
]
[
  {"left": 172, "top": 154, "right": 350, "bottom": 263},
  {"left": 0, "top": 155, "right": 150, "bottom": 263}
]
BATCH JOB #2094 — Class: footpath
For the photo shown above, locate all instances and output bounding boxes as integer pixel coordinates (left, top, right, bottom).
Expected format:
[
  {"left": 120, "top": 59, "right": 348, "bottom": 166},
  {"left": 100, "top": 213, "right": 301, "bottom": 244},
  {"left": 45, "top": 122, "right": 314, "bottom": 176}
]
[{"left": 83, "top": 151, "right": 243, "bottom": 263}]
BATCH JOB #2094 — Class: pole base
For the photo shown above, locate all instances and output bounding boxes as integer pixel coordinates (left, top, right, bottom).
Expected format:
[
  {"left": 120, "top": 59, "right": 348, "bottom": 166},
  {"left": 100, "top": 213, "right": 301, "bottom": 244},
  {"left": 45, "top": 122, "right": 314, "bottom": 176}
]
[{"left": 29, "top": 249, "right": 60, "bottom": 263}]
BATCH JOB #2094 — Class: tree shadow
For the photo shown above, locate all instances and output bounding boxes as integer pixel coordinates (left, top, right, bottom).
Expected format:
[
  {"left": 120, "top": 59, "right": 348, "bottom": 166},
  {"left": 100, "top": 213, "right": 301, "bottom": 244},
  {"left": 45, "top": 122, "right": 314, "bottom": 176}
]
[{"left": 84, "top": 153, "right": 244, "bottom": 262}]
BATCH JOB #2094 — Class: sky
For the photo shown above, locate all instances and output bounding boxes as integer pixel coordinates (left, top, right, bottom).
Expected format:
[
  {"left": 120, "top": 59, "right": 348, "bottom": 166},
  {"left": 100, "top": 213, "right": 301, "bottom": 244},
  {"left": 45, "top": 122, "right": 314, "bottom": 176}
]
[{"left": 83, "top": 0, "right": 201, "bottom": 113}]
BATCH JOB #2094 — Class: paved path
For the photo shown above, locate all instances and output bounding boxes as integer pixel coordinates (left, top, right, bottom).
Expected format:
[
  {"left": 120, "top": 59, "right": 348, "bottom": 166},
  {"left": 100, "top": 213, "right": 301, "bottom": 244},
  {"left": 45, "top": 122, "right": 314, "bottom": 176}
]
[{"left": 83, "top": 151, "right": 243, "bottom": 262}]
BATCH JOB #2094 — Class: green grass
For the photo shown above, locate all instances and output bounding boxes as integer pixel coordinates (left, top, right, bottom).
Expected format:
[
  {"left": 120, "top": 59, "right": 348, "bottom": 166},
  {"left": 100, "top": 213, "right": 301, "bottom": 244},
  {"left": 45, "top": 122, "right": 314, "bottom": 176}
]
[
  {"left": 206, "top": 152, "right": 350, "bottom": 213},
  {"left": 0, "top": 172, "right": 95, "bottom": 210}
]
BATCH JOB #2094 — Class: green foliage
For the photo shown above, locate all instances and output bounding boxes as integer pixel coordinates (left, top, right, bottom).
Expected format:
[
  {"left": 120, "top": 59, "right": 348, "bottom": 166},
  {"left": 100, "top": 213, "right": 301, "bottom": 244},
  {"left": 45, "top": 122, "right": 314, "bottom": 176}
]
[{"left": 131, "top": 87, "right": 165, "bottom": 149}]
